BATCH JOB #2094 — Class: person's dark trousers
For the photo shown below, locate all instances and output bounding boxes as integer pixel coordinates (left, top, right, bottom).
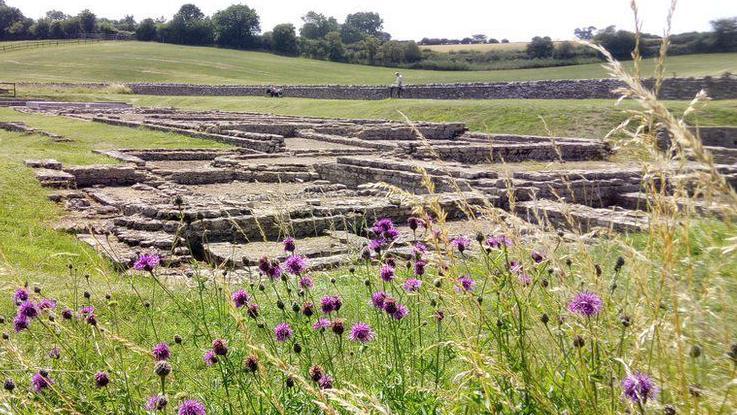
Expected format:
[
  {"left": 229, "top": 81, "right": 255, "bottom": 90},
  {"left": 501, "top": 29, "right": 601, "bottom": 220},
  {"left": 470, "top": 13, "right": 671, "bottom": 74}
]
[{"left": 389, "top": 86, "right": 396, "bottom": 98}]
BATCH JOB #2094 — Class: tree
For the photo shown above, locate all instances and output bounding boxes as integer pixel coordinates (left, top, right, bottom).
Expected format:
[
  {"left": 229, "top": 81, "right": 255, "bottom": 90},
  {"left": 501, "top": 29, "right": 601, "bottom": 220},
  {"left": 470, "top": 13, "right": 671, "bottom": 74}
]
[
  {"left": 45, "top": 10, "right": 67, "bottom": 21},
  {"left": 49, "top": 20, "right": 65, "bottom": 38},
  {"left": 501, "top": 38, "right": 509, "bottom": 43},
  {"left": 341, "top": 11, "right": 382, "bottom": 43},
  {"left": 31, "top": 18, "right": 51, "bottom": 39},
  {"left": 0, "top": 4, "right": 27, "bottom": 40},
  {"left": 554, "top": 41, "right": 576, "bottom": 59},
  {"left": 380, "top": 40, "right": 404, "bottom": 65},
  {"left": 61, "top": 17, "right": 82, "bottom": 38},
  {"left": 574, "top": 26, "right": 596, "bottom": 40},
  {"left": 526, "top": 36, "right": 555, "bottom": 58},
  {"left": 325, "top": 31, "right": 345, "bottom": 61},
  {"left": 360, "top": 36, "right": 380, "bottom": 64},
  {"left": 78, "top": 9, "right": 97, "bottom": 33},
  {"left": 472, "top": 34, "right": 487, "bottom": 44},
  {"left": 300, "top": 11, "right": 338, "bottom": 40},
  {"left": 117, "top": 15, "right": 137, "bottom": 32},
  {"left": 272, "top": 23, "right": 299, "bottom": 55},
  {"left": 166, "top": 4, "right": 214, "bottom": 46},
  {"left": 593, "top": 26, "right": 637, "bottom": 59},
  {"left": 404, "top": 40, "right": 422, "bottom": 62},
  {"left": 212, "top": 4, "right": 260, "bottom": 49},
  {"left": 488, "top": 38, "right": 499, "bottom": 44},
  {"left": 136, "top": 18, "right": 158, "bottom": 41},
  {"left": 711, "top": 17, "right": 737, "bottom": 52}
]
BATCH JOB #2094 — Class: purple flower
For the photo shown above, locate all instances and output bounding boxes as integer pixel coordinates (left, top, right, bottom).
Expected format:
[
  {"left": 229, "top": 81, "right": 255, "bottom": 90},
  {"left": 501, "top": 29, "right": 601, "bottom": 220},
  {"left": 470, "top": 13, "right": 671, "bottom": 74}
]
[
  {"left": 407, "top": 217, "right": 423, "bottom": 231},
  {"left": 283, "top": 237, "right": 296, "bottom": 253},
  {"left": 451, "top": 236, "right": 471, "bottom": 253},
  {"left": 531, "top": 250, "right": 546, "bottom": 263},
  {"left": 31, "top": 372, "right": 53, "bottom": 392},
  {"left": 134, "top": 253, "right": 160, "bottom": 272},
  {"left": 403, "top": 278, "right": 422, "bottom": 292},
  {"left": 509, "top": 260, "right": 523, "bottom": 274},
  {"left": 145, "top": 394, "right": 168, "bottom": 411},
  {"left": 414, "top": 259, "right": 427, "bottom": 276},
  {"left": 372, "top": 218, "right": 395, "bottom": 234},
  {"left": 518, "top": 273, "right": 532, "bottom": 286},
  {"left": 13, "top": 288, "right": 28, "bottom": 304},
  {"left": 13, "top": 314, "right": 29, "bottom": 332},
  {"left": 380, "top": 265, "right": 395, "bottom": 282},
  {"left": 258, "top": 257, "right": 282, "bottom": 279},
  {"left": 203, "top": 350, "right": 218, "bottom": 366},
  {"left": 312, "top": 318, "right": 330, "bottom": 331},
  {"left": 247, "top": 303, "right": 260, "bottom": 319},
  {"left": 94, "top": 371, "right": 110, "bottom": 388},
  {"left": 487, "top": 235, "right": 513, "bottom": 249},
  {"left": 152, "top": 343, "right": 171, "bottom": 361},
  {"left": 274, "top": 323, "right": 293, "bottom": 342},
  {"left": 368, "top": 238, "right": 385, "bottom": 253},
  {"left": 18, "top": 301, "right": 39, "bottom": 319},
  {"left": 568, "top": 291, "right": 603, "bottom": 317},
  {"left": 37, "top": 298, "right": 56, "bottom": 310},
  {"left": 178, "top": 399, "right": 206, "bottom": 415},
  {"left": 371, "top": 291, "right": 387, "bottom": 309},
  {"left": 231, "top": 289, "right": 250, "bottom": 308},
  {"left": 284, "top": 255, "right": 308, "bottom": 275},
  {"left": 391, "top": 304, "right": 409, "bottom": 320},
  {"left": 79, "top": 305, "right": 95, "bottom": 316},
  {"left": 61, "top": 307, "right": 73, "bottom": 320},
  {"left": 382, "top": 228, "right": 399, "bottom": 241},
  {"left": 349, "top": 322, "right": 375, "bottom": 343},
  {"left": 299, "top": 276, "right": 314, "bottom": 289},
  {"left": 621, "top": 372, "right": 658, "bottom": 404},
  {"left": 318, "top": 374, "right": 333, "bottom": 389},
  {"left": 211, "top": 339, "right": 228, "bottom": 356},
  {"left": 85, "top": 314, "right": 97, "bottom": 326},
  {"left": 414, "top": 242, "right": 428, "bottom": 253},
  {"left": 320, "top": 295, "right": 342, "bottom": 314},
  {"left": 48, "top": 347, "right": 61, "bottom": 359},
  {"left": 457, "top": 275, "right": 476, "bottom": 292}
]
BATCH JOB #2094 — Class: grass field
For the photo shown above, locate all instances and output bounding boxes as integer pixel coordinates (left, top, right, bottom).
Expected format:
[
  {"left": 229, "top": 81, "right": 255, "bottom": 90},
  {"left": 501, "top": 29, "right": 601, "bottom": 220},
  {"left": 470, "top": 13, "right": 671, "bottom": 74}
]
[
  {"left": 1, "top": 41, "right": 736, "bottom": 85},
  {"left": 421, "top": 41, "right": 563, "bottom": 53}
]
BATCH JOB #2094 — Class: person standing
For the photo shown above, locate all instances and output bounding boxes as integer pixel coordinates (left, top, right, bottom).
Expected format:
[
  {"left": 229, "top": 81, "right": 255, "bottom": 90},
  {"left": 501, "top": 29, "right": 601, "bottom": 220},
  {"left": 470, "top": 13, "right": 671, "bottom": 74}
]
[{"left": 390, "top": 72, "right": 404, "bottom": 98}]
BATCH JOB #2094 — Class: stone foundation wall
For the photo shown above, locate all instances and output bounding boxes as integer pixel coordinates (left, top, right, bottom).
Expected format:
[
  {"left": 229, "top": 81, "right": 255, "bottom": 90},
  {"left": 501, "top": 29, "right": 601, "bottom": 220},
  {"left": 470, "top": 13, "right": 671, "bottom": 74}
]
[
  {"left": 126, "top": 77, "right": 737, "bottom": 100},
  {"left": 64, "top": 165, "right": 144, "bottom": 187}
]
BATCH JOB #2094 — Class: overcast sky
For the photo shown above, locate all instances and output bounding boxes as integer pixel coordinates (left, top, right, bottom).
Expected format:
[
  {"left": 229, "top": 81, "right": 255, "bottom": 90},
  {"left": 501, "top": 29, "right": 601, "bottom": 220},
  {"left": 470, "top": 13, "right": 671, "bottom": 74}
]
[{"left": 9, "top": 0, "right": 737, "bottom": 42}]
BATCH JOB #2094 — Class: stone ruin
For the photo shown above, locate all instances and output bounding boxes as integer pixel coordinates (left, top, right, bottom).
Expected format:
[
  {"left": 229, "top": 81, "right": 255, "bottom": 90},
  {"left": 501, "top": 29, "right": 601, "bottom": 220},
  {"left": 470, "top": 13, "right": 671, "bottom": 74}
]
[{"left": 16, "top": 104, "right": 737, "bottom": 276}]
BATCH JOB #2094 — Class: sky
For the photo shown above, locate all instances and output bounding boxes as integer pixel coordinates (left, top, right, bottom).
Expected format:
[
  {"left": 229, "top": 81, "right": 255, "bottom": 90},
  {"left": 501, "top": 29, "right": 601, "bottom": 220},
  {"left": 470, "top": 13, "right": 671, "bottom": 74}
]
[{"left": 8, "top": 0, "right": 737, "bottom": 42}]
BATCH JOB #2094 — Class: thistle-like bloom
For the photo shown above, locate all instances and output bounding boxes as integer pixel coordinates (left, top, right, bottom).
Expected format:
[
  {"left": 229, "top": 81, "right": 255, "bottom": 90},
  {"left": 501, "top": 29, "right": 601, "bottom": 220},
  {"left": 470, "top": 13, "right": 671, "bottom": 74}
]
[
  {"left": 178, "top": 399, "right": 206, "bottom": 415},
  {"left": 403, "top": 278, "right": 422, "bottom": 292},
  {"left": 368, "top": 238, "right": 385, "bottom": 253},
  {"left": 312, "top": 318, "right": 330, "bottom": 331},
  {"left": 274, "top": 323, "right": 293, "bottom": 342},
  {"left": 298, "top": 276, "right": 314, "bottom": 289},
  {"left": 372, "top": 218, "right": 395, "bottom": 235},
  {"left": 414, "top": 259, "right": 427, "bottom": 276},
  {"left": 451, "top": 236, "right": 471, "bottom": 254},
  {"left": 31, "top": 372, "right": 53, "bottom": 392},
  {"left": 568, "top": 292, "right": 603, "bottom": 317},
  {"left": 203, "top": 350, "right": 218, "bottom": 366},
  {"left": 211, "top": 339, "right": 228, "bottom": 356},
  {"left": 531, "top": 250, "right": 546, "bottom": 264},
  {"left": 247, "top": 303, "right": 260, "bottom": 319},
  {"left": 518, "top": 273, "right": 532, "bottom": 286},
  {"left": 301, "top": 302, "right": 315, "bottom": 317},
  {"left": 13, "top": 314, "right": 29, "bottom": 332},
  {"left": 79, "top": 305, "right": 95, "bottom": 316},
  {"left": 380, "top": 264, "right": 395, "bottom": 282},
  {"left": 258, "top": 257, "right": 282, "bottom": 279},
  {"left": 37, "top": 298, "right": 56, "bottom": 311},
  {"left": 231, "top": 289, "right": 250, "bottom": 308},
  {"left": 18, "top": 301, "right": 39, "bottom": 319},
  {"left": 391, "top": 304, "right": 409, "bottom": 320},
  {"left": 330, "top": 319, "right": 345, "bottom": 336},
  {"left": 284, "top": 255, "right": 308, "bottom": 275},
  {"left": 407, "top": 217, "right": 423, "bottom": 231},
  {"left": 621, "top": 373, "right": 658, "bottom": 404},
  {"left": 320, "top": 295, "right": 342, "bottom": 314},
  {"left": 349, "top": 322, "right": 376, "bottom": 343},
  {"left": 509, "top": 260, "right": 523, "bottom": 274},
  {"left": 318, "top": 374, "right": 333, "bottom": 389},
  {"left": 309, "top": 365, "right": 323, "bottom": 382},
  {"left": 152, "top": 343, "right": 171, "bottom": 361},
  {"left": 48, "top": 347, "right": 61, "bottom": 359},
  {"left": 13, "top": 288, "right": 28, "bottom": 304},
  {"left": 457, "top": 275, "right": 476, "bottom": 292},
  {"left": 487, "top": 235, "right": 513, "bottom": 249},
  {"left": 145, "top": 394, "right": 168, "bottom": 411},
  {"left": 94, "top": 371, "right": 110, "bottom": 388},
  {"left": 61, "top": 308, "right": 73, "bottom": 320},
  {"left": 134, "top": 253, "right": 160, "bottom": 272},
  {"left": 245, "top": 355, "right": 259, "bottom": 373},
  {"left": 283, "top": 237, "right": 296, "bottom": 253},
  {"left": 371, "top": 291, "right": 387, "bottom": 309}
]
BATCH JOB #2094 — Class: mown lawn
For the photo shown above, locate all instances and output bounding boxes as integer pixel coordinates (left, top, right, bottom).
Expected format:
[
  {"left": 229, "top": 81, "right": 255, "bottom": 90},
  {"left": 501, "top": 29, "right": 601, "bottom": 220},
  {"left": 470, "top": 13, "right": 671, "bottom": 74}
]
[{"left": 1, "top": 41, "right": 736, "bottom": 85}]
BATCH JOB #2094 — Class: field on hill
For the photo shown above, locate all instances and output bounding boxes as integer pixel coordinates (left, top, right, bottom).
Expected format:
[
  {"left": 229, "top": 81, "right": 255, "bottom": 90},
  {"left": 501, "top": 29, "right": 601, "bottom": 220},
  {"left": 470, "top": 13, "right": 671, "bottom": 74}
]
[
  {"left": 1, "top": 41, "right": 736, "bottom": 85},
  {"left": 421, "top": 41, "right": 563, "bottom": 53}
]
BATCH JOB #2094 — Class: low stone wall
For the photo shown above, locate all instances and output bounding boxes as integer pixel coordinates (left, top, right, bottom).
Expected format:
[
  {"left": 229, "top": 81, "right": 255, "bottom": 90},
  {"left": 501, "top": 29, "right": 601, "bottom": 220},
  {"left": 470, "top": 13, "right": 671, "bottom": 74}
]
[
  {"left": 126, "top": 77, "right": 737, "bottom": 100},
  {"left": 64, "top": 165, "right": 144, "bottom": 187},
  {"left": 691, "top": 127, "right": 737, "bottom": 148}
]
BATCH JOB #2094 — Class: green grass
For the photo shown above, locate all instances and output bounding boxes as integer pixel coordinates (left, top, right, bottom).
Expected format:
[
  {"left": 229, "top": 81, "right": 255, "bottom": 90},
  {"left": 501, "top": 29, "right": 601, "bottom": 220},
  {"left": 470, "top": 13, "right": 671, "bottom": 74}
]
[{"left": 1, "top": 41, "right": 736, "bottom": 85}]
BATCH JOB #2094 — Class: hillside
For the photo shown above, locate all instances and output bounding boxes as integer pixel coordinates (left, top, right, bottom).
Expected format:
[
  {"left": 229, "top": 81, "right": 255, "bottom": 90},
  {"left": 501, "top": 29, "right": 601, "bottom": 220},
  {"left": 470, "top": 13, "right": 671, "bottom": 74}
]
[{"left": 1, "top": 41, "right": 736, "bottom": 85}]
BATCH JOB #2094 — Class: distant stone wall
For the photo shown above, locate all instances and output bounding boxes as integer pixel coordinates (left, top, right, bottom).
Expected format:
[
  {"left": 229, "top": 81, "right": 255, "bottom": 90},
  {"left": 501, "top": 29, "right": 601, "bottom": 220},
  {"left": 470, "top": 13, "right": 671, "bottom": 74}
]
[{"left": 126, "top": 77, "right": 737, "bottom": 100}]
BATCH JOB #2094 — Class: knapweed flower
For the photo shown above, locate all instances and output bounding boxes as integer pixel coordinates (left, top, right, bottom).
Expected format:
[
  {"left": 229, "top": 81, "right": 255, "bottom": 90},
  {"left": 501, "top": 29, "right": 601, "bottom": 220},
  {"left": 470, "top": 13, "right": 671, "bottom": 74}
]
[
  {"left": 621, "top": 372, "right": 658, "bottom": 404},
  {"left": 407, "top": 217, "right": 424, "bottom": 231},
  {"left": 457, "top": 275, "right": 476, "bottom": 292},
  {"left": 568, "top": 292, "right": 603, "bottom": 317},
  {"left": 301, "top": 302, "right": 315, "bottom": 317},
  {"left": 451, "top": 236, "right": 471, "bottom": 254},
  {"left": 178, "top": 399, "right": 206, "bottom": 415},
  {"left": 203, "top": 350, "right": 218, "bottom": 366},
  {"left": 349, "top": 322, "right": 375, "bottom": 343},
  {"left": 391, "top": 304, "right": 409, "bottom": 320},
  {"left": 231, "top": 290, "right": 250, "bottom": 308},
  {"left": 312, "top": 318, "right": 330, "bottom": 331},
  {"left": 318, "top": 374, "right": 333, "bottom": 389},
  {"left": 298, "top": 276, "right": 314, "bottom": 289},
  {"left": 245, "top": 355, "right": 259, "bottom": 373},
  {"left": 531, "top": 250, "right": 546, "bottom": 263},
  {"left": 380, "top": 264, "right": 395, "bottom": 282},
  {"left": 371, "top": 291, "right": 387, "bottom": 309},
  {"left": 274, "top": 323, "right": 293, "bottom": 342},
  {"left": 368, "top": 238, "right": 385, "bottom": 253},
  {"left": 31, "top": 371, "right": 53, "bottom": 392},
  {"left": 258, "top": 257, "right": 282, "bottom": 279},
  {"left": 284, "top": 255, "right": 308, "bottom": 275},
  {"left": 61, "top": 308, "right": 73, "bottom": 320},
  {"left": 146, "top": 394, "right": 168, "bottom": 411},
  {"left": 134, "top": 253, "right": 160, "bottom": 272},
  {"left": 414, "top": 259, "right": 427, "bottom": 276},
  {"left": 152, "top": 343, "right": 171, "bottom": 361},
  {"left": 320, "top": 295, "right": 342, "bottom": 314},
  {"left": 403, "top": 278, "right": 422, "bottom": 292},
  {"left": 309, "top": 365, "right": 323, "bottom": 382},
  {"left": 18, "top": 301, "right": 39, "bottom": 319},
  {"left": 79, "top": 305, "right": 95, "bottom": 316},
  {"left": 85, "top": 314, "right": 97, "bottom": 326},
  {"left": 13, "top": 288, "right": 28, "bottom": 304},
  {"left": 13, "top": 314, "right": 29, "bottom": 332},
  {"left": 518, "top": 273, "right": 532, "bottom": 286},
  {"left": 211, "top": 339, "right": 228, "bottom": 356},
  {"left": 94, "top": 371, "right": 110, "bottom": 388},
  {"left": 509, "top": 260, "right": 523, "bottom": 274},
  {"left": 372, "top": 218, "right": 395, "bottom": 235},
  {"left": 283, "top": 237, "right": 296, "bottom": 253},
  {"left": 48, "top": 347, "right": 60, "bottom": 359},
  {"left": 330, "top": 319, "right": 345, "bottom": 335},
  {"left": 247, "top": 303, "right": 260, "bottom": 319},
  {"left": 154, "top": 361, "right": 172, "bottom": 378},
  {"left": 487, "top": 235, "right": 513, "bottom": 249},
  {"left": 37, "top": 299, "right": 56, "bottom": 311}
]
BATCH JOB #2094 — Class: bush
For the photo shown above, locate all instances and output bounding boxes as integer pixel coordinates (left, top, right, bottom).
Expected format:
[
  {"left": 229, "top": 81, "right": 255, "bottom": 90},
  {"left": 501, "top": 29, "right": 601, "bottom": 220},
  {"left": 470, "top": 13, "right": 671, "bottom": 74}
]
[
  {"left": 272, "top": 23, "right": 299, "bottom": 56},
  {"left": 135, "top": 18, "right": 157, "bottom": 42},
  {"left": 527, "top": 36, "right": 554, "bottom": 59}
]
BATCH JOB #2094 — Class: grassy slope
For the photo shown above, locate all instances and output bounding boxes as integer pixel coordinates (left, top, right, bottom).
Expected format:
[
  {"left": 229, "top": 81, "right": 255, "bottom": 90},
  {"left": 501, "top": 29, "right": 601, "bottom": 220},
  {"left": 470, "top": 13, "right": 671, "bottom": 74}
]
[{"left": 1, "top": 41, "right": 736, "bottom": 85}]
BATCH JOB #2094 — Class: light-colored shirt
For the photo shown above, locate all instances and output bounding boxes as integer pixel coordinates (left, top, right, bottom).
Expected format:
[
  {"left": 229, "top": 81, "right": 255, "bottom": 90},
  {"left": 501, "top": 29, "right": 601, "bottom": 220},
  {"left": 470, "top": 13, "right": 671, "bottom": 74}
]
[{"left": 394, "top": 75, "right": 403, "bottom": 87}]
